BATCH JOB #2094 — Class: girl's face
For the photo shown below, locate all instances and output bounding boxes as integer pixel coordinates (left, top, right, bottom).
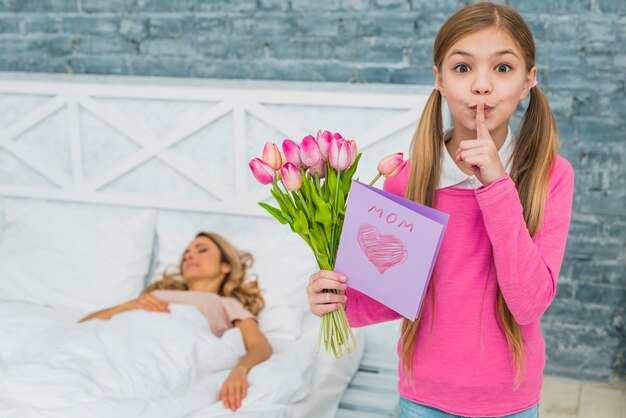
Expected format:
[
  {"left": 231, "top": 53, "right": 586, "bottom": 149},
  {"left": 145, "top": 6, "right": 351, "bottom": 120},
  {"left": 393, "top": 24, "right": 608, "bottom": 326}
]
[
  {"left": 434, "top": 27, "right": 536, "bottom": 140},
  {"left": 181, "top": 236, "right": 231, "bottom": 285}
]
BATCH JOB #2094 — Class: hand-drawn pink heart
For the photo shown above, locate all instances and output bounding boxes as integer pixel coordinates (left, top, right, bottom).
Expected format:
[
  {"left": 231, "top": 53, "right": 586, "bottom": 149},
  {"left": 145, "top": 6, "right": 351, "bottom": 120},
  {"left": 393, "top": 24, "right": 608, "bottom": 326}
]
[{"left": 357, "top": 224, "right": 408, "bottom": 274}]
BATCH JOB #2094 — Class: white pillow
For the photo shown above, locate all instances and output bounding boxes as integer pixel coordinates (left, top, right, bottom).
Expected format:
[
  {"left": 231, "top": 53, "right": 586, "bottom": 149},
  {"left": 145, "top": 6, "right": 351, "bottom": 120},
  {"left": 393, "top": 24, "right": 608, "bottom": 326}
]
[
  {"left": 0, "top": 200, "right": 156, "bottom": 312},
  {"left": 257, "top": 304, "right": 304, "bottom": 341}
]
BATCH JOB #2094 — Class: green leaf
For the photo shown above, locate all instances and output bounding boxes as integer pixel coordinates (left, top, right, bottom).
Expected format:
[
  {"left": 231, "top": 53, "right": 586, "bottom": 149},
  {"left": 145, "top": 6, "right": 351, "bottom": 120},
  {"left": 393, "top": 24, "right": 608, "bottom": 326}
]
[
  {"left": 343, "top": 153, "right": 362, "bottom": 194},
  {"left": 258, "top": 202, "right": 290, "bottom": 224}
]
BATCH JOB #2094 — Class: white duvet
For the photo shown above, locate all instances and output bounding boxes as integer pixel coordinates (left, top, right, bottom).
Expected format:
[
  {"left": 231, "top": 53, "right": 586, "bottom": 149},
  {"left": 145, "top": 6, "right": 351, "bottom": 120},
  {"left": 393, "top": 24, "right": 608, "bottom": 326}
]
[{"left": 0, "top": 301, "right": 316, "bottom": 418}]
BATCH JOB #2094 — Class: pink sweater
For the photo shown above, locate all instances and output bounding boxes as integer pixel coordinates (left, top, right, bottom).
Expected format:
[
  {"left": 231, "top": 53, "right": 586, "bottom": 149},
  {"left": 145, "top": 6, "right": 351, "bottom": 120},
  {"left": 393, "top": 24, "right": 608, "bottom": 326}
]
[{"left": 345, "top": 155, "right": 575, "bottom": 417}]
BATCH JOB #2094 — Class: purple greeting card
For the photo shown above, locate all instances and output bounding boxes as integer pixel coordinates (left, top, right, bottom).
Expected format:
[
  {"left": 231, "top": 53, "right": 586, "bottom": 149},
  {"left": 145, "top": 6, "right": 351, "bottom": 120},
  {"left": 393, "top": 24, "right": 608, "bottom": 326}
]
[{"left": 334, "top": 180, "right": 449, "bottom": 320}]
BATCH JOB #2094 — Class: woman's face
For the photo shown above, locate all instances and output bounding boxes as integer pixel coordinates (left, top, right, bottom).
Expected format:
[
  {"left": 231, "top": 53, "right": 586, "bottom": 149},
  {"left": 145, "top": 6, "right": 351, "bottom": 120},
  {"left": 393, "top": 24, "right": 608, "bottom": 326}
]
[
  {"left": 434, "top": 27, "right": 535, "bottom": 141},
  {"left": 181, "top": 236, "right": 230, "bottom": 285}
]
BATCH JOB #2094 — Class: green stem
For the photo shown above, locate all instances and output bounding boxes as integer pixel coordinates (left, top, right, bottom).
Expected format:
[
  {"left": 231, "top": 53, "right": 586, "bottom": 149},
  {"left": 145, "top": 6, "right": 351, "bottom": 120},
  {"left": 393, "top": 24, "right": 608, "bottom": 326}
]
[
  {"left": 369, "top": 172, "right": 382, "bottom": 187},
  {"left": 329, "top": 170, "right": 342, "bottom": 266}
]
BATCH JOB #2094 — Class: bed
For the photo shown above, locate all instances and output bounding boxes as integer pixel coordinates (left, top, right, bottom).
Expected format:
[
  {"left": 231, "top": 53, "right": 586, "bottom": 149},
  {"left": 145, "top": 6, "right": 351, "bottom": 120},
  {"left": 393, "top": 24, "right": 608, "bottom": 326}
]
[{"left": 0, "top": 72, "right": 433, "bottom": 417}]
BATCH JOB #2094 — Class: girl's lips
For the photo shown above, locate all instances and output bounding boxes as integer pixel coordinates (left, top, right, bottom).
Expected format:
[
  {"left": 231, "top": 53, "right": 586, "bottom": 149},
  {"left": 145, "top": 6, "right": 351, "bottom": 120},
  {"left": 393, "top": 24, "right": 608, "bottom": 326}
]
[{"left": 470, "top": 105, "right": 493, "bottom": 112}]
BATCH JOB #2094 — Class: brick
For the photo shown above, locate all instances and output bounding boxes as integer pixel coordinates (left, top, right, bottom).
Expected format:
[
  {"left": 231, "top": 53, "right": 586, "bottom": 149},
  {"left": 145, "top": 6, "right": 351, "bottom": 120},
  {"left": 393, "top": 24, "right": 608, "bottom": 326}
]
[
  {"left": 21, "top": 16, "right": 62, "bottom": 33},
  {"left": 62, "top": 17, "right": 119, "bottom": 34},
  {"left": 45, "top": 34, "right": 74, "bottom": 55},
  {"left": 507, "top": 0, "right": 592, "bottom": 13},
  {"left": 0, "top": 17, "right": 20, "bottom": 33},
  {"left": 570, "top": 262, "right": 625, "bottom": 286},
  {"left": 197, "top": 0, "right": 256, "bottom": 13},
  {"left": 74, "top": 35, "right": 136, "bottom": 54},
  {"left": 228, "top": 15, "right": 299, "bottom": 37},
  {"left": 130, "top": 55, "right": 194, "bottom": 76},
  {"left": 389, "top": 66, "right": 434, "bottom": 84},
  {"left": 556, "top": 281, "right": 575, "bottom": 299},
  {"left": 291, "top": 0, "right": 342, "bottom": 11},
  {"left": 258, "top": 0, "right": 291, "bottom": 12},
  {"left": 140, "top": 37, "right": 195, "bottom": 56},
  {"left": 192, "top": 58, "right": 256, "bottom": 79},
  {"left": 596, "top": 0, "right": 626, "bottom": 13},
  {"left": 71, "top": 55, "right": 130, "bottom": 74},
  {"left": 119, "top": 18, "right": 148, "bottom": 41},
  {"left": 131, "top": 0, "right": 195, "bottom": 12},
  {"left": 576, "top": 283, "right": 625, "bottom": 306},
  {"left": 80, "top": 0, "right": 131, "bottom": 14},
  {"left": 353, "top": 37, "right": 405, "bottom": 63},
  {"left": 544, "top": 299, "right": 613, "bottom": 326},
  {"left": 353, "top": 65, "right": 391, "bottom": 83},
  {"left": 373, "top": 0, "right": 410, "bottom": 11},
  {"left": 0, "top": 0, "right": 78, "bottom": 12}
]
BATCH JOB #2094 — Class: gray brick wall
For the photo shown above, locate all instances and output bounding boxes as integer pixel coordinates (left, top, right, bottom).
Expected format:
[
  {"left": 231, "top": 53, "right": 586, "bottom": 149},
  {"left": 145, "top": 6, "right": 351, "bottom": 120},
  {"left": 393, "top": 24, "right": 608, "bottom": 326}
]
[{"left": 0, "top": 0, "right": 624, "bottom": 383}]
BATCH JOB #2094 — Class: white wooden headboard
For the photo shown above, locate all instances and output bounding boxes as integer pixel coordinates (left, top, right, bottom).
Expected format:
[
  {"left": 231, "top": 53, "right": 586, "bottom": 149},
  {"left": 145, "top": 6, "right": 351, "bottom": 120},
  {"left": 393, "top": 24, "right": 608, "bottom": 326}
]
[{"left": 0, "top": 72, "right": 438, "bottom": 216}]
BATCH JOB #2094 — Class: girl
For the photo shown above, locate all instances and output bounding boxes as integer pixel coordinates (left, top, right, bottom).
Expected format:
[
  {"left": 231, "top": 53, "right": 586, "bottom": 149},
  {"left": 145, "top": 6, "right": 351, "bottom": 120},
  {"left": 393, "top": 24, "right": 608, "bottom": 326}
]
[
  {"left": 80, "top": 232, "right": 272, "bottom": 412},
  {"left": 307, "top": 3, "right": 574, "bottom": 418}
]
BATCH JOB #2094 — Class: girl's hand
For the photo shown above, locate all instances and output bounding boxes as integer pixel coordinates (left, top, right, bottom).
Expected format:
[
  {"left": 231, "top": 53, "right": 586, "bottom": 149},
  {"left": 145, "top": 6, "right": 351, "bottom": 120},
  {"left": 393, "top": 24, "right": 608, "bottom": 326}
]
[
  {"left": 127, "top": 293, "right": 170, "bottom": 313},
  {"left": 219, "top": 366, "right": 248, "bottom": 411},
  {"left": 455, "top": 102, "right": 506, "bottom": 187},
  {"left": 306, "top": 270, "right": 348, "bottom": 316}
]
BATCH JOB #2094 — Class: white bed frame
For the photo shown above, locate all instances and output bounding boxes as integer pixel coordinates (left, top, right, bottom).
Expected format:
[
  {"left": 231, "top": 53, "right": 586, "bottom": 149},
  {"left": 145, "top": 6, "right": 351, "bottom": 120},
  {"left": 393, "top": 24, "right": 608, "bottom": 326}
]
[{"left": 0, "top": 72, "right": 444, "bottom": 417}]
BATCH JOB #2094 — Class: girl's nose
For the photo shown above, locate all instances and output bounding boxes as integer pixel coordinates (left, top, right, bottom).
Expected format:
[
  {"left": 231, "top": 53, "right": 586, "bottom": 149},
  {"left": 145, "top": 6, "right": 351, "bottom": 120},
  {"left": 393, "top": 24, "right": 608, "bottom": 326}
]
[{"left": 472, "top": 75, "right": 492, "bottom": 95}]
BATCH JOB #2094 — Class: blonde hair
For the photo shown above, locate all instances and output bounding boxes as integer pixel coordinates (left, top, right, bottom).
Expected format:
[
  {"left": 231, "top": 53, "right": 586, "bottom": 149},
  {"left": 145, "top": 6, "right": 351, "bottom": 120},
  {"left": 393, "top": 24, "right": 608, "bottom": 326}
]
[
  {"left": 145, "top": 232, "right": 265, "bottom": 316},
  {"left": 401, "top": 2, "right": 559, "bottom": 388}
]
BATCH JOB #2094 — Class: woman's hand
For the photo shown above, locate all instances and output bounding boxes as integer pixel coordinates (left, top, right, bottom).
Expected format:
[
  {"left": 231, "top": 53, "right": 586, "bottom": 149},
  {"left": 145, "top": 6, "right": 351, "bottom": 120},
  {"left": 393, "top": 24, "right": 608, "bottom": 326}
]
[
  {"left": 219, "top": 366, "right": 248, "bottom": 411},
  {"left": 306, "top": 270, "right": 348, "bottom": 317},
  {"left": 455, "top": 102, "right": 506, "bottom": 187},
  {"left": 127, "top": 293, "right": 170, "bottom": 313}
]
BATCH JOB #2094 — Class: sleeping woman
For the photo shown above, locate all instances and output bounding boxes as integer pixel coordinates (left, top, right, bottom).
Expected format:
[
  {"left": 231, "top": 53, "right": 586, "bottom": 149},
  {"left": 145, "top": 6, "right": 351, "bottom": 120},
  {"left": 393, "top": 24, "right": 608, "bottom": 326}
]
[{"left": 79, "top": 231, "right": 272, "bottom": 412}]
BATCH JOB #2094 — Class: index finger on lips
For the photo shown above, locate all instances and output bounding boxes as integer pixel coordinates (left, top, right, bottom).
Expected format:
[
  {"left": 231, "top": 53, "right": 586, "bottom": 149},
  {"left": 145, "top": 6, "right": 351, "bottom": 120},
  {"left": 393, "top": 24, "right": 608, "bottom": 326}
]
[{"left": 475, "top": 102, "right": 490, "bottom": 140}]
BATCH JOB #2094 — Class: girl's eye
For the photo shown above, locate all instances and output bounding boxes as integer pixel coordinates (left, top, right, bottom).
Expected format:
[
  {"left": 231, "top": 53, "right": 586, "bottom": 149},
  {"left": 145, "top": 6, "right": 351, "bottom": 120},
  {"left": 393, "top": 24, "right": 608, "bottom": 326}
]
[
  {"left": 454, "top": 64, "right": 470, "bottom": 73},
  {"left": 496, "top": 64, "right": 512, "bottom": 72},
  {"left": 198, "top": 249, "right": 207, "bottom": 253}
]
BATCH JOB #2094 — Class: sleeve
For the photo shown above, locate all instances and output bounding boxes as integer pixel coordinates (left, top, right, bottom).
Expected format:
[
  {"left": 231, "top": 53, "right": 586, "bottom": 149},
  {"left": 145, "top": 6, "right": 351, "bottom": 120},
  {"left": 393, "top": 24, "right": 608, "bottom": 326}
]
[
  {"left": 343, "top": 171, "right": 409, "bottom": 327},
  {"left": 222, "top": 298, "right": 255, "bottom": 324},
  {"left": 474, "top": 156, "right": 575, "bottom": 325}
]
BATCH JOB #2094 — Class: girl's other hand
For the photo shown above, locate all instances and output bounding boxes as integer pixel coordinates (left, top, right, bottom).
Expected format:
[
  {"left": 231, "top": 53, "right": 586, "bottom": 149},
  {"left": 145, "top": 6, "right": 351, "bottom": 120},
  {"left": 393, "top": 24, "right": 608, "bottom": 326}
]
[
  {"left": 127, "top": 293, "right": 170, "bottom": 313},
  {"left": 455, "top": 102, "right": 506, "bottom": 186},
  {"left": 220, "top": 366, "right": 249, "bottom": 411},
  {"left": 306, "top": 270, "right": 348, "bottom": 316}
]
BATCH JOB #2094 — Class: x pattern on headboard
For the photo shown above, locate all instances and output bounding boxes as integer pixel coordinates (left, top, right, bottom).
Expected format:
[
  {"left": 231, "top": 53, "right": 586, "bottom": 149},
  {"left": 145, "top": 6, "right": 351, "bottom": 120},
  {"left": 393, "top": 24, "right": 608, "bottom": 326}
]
[{"left": 0, "top": 73, "right": 433, "bottom": 216}]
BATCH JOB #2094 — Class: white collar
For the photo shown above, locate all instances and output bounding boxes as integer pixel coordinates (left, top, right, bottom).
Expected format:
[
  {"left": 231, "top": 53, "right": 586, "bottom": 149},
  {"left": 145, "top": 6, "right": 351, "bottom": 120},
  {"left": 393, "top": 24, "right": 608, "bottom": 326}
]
[{"left": 438, "top": 125, "right": 516, "bottom": 189}]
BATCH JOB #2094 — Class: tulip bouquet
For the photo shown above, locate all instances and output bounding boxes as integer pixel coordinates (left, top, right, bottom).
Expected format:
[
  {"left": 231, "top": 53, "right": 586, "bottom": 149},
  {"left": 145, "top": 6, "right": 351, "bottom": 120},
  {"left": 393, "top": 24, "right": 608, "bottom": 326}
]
[{"left": 249, "top": 131, "right": 407, "bottom": 358}]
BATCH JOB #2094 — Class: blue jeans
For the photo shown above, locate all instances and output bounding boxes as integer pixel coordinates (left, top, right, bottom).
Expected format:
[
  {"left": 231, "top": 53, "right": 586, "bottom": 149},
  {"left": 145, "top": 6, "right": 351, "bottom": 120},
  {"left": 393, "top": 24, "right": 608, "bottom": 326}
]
[{"left": 399, "top": 397, "right": 539, "bottom": 418}]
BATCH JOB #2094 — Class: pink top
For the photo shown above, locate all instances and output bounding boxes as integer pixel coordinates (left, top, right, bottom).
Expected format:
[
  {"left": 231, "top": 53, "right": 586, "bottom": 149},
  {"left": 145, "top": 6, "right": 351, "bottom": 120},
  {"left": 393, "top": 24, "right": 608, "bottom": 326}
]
[
  {"left": 152, "top": 290, "right": 254, "bottom": 337},
  {"left": 345, "top": 156, "right": 575, "bottom": 417}
]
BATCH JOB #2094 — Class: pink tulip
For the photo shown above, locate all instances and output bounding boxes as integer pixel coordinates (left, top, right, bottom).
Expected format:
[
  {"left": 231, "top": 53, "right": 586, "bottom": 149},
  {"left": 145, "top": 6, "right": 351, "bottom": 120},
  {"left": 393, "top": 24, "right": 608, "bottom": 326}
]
[
  {"left": 329, "top": 138, "right": 351, "bottom": 171},
  {"left": 388, "top": 160, "right": 407, "bottom": 178},
  {"left": 280, "top": 162, "right": 303, "bottom": 192},
  {"left": 300, "top": 135, "right": 322, "bottom": 167},
  {"left": 262, "top": 142, "right": 282, "bottom": 171},
  {"left": 346, "top": 139, "right": 358, "bottom": 166},
  {"left": 309, "top": 160, "right": 326, "bottom": 178},
  {"left": 333, "top": 132, "right": 343, "bottom": 140},
  {"left": 249, "top": 158, "right": 276, "bottom": 185},
  {"left": 377, "top": 153, "right": 406, "bottom": 177},
  {"left": 316, "top": 130, "right": 333, "bottom": 159},
  {"left": 282, "top": 139, "right": 301, "bottom": 166}
]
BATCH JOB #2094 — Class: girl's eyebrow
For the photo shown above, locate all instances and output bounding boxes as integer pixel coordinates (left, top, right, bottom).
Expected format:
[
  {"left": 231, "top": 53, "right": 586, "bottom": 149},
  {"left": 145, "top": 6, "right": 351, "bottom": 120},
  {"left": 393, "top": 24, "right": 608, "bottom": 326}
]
[{"left": 448, "top": 49, "right": 520, "bottom": 59}]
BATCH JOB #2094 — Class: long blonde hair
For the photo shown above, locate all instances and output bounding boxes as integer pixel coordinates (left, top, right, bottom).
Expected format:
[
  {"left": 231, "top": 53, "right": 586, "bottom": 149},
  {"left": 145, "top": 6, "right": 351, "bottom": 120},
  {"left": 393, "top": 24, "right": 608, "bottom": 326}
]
[
  {"left": 401, "top": 2, "right": 559, "bottom": 387},
  {"left": 145, "top": 232, "right": 265, "bottom": 316}
]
